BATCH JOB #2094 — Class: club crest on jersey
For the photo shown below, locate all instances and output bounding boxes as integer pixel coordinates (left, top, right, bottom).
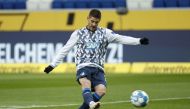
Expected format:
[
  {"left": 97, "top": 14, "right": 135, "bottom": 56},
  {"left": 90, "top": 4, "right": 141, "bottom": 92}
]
[{"left": 86, "top": 42, "right": 99, "bottom": 49}]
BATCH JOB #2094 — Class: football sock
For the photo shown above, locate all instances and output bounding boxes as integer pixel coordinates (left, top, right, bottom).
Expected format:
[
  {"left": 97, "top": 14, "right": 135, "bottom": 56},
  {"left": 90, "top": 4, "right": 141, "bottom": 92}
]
[
  {"left": 82, "top": 88, "right": 94, "bottom": 105},
  {"left": 79, "top": 92, "right": 102, "bottom": 109},
  {"left": 92, "top": 93, "right": 102, "bottom": 102}
]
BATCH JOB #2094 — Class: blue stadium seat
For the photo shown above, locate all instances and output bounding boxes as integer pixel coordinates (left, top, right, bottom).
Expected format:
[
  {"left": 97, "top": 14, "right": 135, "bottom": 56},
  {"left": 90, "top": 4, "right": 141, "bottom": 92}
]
[
  {"left": 15, "top": 0, "right": 26, "bottom": 9},
  {"left": 0, "top": 0, "right": 3, "bottom": 9},
  {"left": 52, "top": 0, "right": 63, "bottom": 9},
  {"left": 88, "top": 0, "right": 100, "bottom": 8},
  {"left": 178, "top": 0, "right": 190, "bottom": 7},
  {"left": 100, "top": 0, "right": 114, "bottom": 8},
  {"left": 153, "top": 0, "right": 165, "bottom": 7},
  {"left": 165, "top": 0, "right": 178, "bottom": 7},
  {"left": 75, "top": 0, "right": 88, "bottom": 8},
  {"left": 114, "top": 0, "right": 126, "bottom": 8},
  {"left": 2, "top": 0, "right": 16, "bottom": 9},
  {"left": 51, "top": 0, "right": 127, "bottom": 9},
  {"left": 63, "top": 0, "right": 75, "bottom": 9}
]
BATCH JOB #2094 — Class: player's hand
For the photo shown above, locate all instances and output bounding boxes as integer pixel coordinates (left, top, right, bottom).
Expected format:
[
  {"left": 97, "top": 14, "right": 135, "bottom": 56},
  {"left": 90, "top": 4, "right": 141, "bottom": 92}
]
[
  {"left": 140, "top": 37, "right": 149, "bottom": 45},
  {"left": 44, "top": 65, "right": 54, "bottom": 74}
]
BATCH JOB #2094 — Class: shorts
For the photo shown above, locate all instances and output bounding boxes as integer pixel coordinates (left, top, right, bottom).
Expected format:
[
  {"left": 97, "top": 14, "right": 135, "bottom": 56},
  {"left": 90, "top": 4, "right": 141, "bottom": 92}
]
[{"left": 76, "top": 66, "right": 107, "bottom": 91}]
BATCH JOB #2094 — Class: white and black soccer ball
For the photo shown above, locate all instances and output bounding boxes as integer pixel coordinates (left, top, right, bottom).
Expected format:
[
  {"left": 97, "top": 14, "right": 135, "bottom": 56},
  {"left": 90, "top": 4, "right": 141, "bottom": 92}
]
[{"left": 130, "top": 90, "right": 149, "bottom": 107}]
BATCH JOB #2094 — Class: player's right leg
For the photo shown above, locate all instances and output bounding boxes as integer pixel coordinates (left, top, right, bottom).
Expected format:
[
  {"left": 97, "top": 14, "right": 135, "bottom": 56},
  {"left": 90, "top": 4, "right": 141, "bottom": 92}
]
[
  {"left": 94, "top": 84, "right": 106, "bottom": 101},
  {"left": 79, "top": 77, "right": 100, "bottom": 109},
  {"left": 77, "top": 67, "right": 100, "bottom": 109}
]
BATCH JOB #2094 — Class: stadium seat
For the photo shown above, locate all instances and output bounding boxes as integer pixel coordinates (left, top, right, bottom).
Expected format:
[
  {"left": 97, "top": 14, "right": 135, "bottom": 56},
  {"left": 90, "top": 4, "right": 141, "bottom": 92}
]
[
  {"left": 153, "top": 0, "right": 165, "bottom": 7},
  {"left": 100, "top": 0, "right": 114, "bottom": 8},
  {"left": 178, "top": 0, "right": 190, "bottom": 7},
  {"left": 88, "top": 0, "right": 100, "bottom": 8},
  {"left": 52, "top": 0, "right": 63, "bottom": 9},
  {"left": 139, "top": 0, "right": 153, "bottom": 9},
  {"left": 2, "top": 0, "right": 16, "bottom": 9},
  {"left": 75, "top": 0, "right": 88, "bottom": 9},
  {"left": 63, "top": 0, "right": 75, "bottom": 9},
  {"left": 15, "top": 0, "right": 26, "bottom": 9},
  {"left": 127, "top": 0, "right": 140, "bottom": 9},
  {"left": 165, "top": 0, "right": 178, "bottom": 7},
  {"left": 127, "top": 0, "right": 153, "bottom": 9},
  {"left": 114, "top": 0, "right": 127, "bottom": 8},
  {"left": 38, "top": 0, "right": 52, "bottom": 10},
  {"left": 50, "top": 0, "right": 128, "bottom": 9},
  {"left": 26, "top": 0, "right": 38, "bottom": 10},
  {"left": 0, "top": 0, "right": 3, "bottom": 9}
]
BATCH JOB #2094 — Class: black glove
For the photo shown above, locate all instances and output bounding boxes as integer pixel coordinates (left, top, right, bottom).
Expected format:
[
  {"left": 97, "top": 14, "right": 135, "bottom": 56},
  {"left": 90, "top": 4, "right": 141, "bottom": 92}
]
[
  {"left": 44, "top": 65, "right": 54, "bottom": 74},
  {"left": 140, "top": 37, "right": 149, "bottom": 45}
]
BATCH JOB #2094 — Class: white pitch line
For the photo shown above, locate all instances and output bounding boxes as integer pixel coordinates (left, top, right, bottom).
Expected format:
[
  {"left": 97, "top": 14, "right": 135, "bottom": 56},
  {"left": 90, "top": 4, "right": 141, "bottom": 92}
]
[{"left": 0, "top": 97, "right": 190, "bottom": 109}]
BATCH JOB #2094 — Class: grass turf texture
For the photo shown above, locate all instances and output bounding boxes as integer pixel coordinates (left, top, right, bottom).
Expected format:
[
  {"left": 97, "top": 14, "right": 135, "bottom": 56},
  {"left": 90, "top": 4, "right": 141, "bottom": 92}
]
[{"left": 0, "top": 73, "right": 190, "bottom": 109}]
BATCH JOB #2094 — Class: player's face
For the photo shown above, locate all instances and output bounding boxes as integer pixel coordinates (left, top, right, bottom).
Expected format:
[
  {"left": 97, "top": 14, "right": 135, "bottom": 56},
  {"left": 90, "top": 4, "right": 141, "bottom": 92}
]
[{"left": 87, "top": 16, "right": 100, "bottom": 31}]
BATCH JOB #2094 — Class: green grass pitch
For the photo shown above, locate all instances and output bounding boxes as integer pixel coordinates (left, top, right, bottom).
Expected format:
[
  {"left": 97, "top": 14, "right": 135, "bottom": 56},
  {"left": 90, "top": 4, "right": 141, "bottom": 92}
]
[{"left": 0, "top": 73, "right": 190, "bottom": 109}]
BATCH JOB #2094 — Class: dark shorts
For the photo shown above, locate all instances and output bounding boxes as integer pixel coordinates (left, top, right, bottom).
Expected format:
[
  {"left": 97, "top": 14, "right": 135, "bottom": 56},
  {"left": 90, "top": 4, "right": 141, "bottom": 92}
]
[{"left": 76, "top": 66, "right": 107, "bottom": 91}]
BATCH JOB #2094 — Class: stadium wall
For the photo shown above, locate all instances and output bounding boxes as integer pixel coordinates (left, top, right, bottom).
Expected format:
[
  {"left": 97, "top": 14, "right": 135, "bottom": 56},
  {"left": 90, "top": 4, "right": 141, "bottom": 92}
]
[{"left": 0, "top": 9, "right": 190, "bottom": 31}]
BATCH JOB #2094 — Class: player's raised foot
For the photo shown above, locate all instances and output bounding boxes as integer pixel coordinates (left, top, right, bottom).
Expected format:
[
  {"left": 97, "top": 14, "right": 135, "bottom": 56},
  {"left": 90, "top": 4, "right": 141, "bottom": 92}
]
[{"left": 89, "top": 101, "right": 100, "bottom": 109}]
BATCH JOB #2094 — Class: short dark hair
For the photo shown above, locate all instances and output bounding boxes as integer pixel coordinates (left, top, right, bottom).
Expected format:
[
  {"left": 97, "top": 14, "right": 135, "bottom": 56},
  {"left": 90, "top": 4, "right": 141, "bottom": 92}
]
[{"left": 89, "top": 9, "right": 101, "bottom": 19}]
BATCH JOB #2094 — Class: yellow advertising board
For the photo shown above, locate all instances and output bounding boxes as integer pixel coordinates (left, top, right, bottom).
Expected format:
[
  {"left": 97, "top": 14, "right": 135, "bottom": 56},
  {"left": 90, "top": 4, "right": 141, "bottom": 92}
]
[
  {"left": 0, "top": 63, "right": 131, "bottom": 74},
  {"left": 0, "top": 62, "right": 190, "bottom": 74},
  {"left": 131, "top": 62, "right": 190, "bottom": 74}
]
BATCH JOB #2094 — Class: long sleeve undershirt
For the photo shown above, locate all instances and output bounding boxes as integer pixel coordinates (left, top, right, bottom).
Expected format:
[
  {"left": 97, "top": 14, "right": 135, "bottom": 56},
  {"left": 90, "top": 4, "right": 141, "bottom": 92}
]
[{"left": 50, "top": 28, "right": 140, "bottom": 68}]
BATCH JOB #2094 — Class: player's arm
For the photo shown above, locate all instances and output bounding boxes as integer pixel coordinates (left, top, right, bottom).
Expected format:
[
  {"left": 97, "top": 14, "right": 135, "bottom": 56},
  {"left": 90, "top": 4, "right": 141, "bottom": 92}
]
[
  {"left": 106, "top": 29, "right": 149, "bottom": 45},
  {"left": 44, "top": 30, "right": 79, "bottom": 74}
]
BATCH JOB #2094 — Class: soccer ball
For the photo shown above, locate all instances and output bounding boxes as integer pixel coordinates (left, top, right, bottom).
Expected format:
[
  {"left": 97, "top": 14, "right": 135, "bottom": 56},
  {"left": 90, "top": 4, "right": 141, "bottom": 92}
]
[{"left": 130, "top": 90, "right": 149, "bottom": 107}]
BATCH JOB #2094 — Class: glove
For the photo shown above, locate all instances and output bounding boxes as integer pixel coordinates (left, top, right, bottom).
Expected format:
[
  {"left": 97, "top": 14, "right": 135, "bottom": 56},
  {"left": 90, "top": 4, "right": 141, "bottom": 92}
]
[
  {"left": 44, "top": 65, "right": 54, "bottom": 74},
  {"left": 140, "top": 37, "right": 149, "bottom": 45}
]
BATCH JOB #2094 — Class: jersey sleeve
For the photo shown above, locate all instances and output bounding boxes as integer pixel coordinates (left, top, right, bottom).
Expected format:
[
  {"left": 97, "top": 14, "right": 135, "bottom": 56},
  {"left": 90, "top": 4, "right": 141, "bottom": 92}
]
[
  {"left": 50, "top": 30, "right": 79, "bottom": 67},
  {"left": 105, "top": 28, "right": 141, "bottom": 45}
]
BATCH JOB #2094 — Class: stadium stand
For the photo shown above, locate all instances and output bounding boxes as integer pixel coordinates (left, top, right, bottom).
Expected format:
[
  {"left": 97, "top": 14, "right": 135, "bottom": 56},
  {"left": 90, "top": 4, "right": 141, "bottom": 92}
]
[
  {"left": 153, "top": 0, "right": 190, "bottom": 8},
  {"left": 0, "top": 0, "right": 16, "bottom": 9},
  {"left": 0, "top": 0, "right": 26, "bottom": 9},
  {"left": 153, "top": 0, "right": 165, "bottom": 7},
  {"left": 165, "top": 0, "right": 178, "bottom": 7},
  {"left": 52, "top": 0, "right": 127, "bottom": 9},
  {"left": 62, "top": 0, "right": 75, "bottom": 9},
  {"left": 127, "top": 0, "right": 153, "bottom": 9},
  {"left": 15, "top": 0, "right": 26, "bottom": 9},
  {"left": 115, "top": 0, "right": 127, "bottom": 8},
  {"left": 88, "top": 0, "right": 100, "bottom": 8},
  {"left": 139, "top": 0, "right": 153, "bottom": 9},
  {"left": 0, "top": 0, "right": 127, "bottom": 9},
  {"left": 178, "top": 0, "right": 190, "bottom": 7},
  {"left": 101, "top": 0, "right": 114, "bottom": 8},
  {"left": 27, "top": 0, "right": 52, "bottom": 10},
  {"left": 75, "top": 0, "right": 88, "bottom": 9},
  {"left": 0, "top": 0, "right": 190, "bottom": 10},
  {"left": 52, "top": 0, "right": 63, "bottom": 9},
  {"left": 39, "top": 0, "right": 52, "bottom": 10}
]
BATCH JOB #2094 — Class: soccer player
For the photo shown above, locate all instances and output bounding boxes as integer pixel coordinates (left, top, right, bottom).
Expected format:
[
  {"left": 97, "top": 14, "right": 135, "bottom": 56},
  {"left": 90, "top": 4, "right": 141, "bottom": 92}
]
[{"left": 44, "top": 9, "right": 149, "bottom": 109}]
